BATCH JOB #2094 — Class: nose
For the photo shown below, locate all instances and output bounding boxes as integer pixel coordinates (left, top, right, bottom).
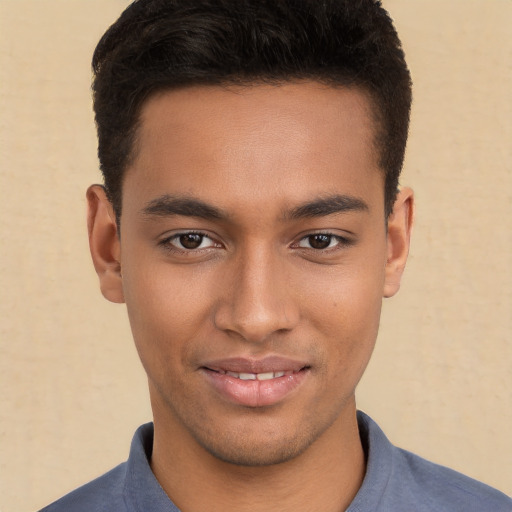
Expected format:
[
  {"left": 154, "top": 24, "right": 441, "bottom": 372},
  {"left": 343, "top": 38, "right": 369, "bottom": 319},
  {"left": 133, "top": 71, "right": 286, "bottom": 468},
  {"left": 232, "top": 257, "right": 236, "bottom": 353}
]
[{"left": 213, "top": 244, "right": 300, "bottom": 344}]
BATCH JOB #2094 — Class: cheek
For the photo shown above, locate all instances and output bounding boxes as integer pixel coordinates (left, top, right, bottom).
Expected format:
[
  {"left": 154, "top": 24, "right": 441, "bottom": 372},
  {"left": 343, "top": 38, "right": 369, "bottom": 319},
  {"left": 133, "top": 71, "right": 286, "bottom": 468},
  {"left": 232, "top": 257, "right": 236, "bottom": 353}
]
[
  {"left": 300, "top": 255, "right": 385, "bottom": 371},
  {"left": 121, "top": 261, "right": 214, "bottom": 371},
  {"left": 304, "top": 259, "right": 384, "bottom": 328},
  {"left": 322, "top": 289, "right": 381, "bottom": 375}
]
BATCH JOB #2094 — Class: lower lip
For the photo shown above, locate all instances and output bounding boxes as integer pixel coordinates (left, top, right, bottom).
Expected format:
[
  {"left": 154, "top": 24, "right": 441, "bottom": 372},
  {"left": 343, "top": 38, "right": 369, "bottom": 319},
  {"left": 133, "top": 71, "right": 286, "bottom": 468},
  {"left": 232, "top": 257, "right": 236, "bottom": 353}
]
[{"left": 202, "top": 369, "right": 309, "bottom": 407}]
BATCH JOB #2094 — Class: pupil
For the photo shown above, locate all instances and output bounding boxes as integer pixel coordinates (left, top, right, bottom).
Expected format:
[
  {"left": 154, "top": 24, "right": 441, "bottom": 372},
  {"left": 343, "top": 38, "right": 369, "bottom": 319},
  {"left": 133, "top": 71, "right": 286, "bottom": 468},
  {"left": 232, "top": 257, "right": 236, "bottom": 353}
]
[
  {"left": 180, "top": 233, "right": 203, "bottom": 249},
  {"left": 309, "top": 234, "right": 331, "bottom": 249}
]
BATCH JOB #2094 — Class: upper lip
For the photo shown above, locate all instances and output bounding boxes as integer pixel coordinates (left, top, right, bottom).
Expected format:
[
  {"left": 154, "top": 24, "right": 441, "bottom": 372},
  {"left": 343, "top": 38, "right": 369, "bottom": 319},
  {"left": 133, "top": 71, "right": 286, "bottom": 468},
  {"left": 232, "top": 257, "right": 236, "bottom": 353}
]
[{"left": 201, "top": 355, "right": 309, "bottom": 374}]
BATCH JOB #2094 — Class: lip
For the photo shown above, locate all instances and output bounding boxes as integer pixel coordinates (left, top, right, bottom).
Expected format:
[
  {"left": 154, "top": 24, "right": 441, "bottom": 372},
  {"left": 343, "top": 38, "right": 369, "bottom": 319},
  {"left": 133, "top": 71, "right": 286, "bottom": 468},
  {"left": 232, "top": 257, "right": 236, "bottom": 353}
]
[
  {"left": 202, "top": 355, "right": 308, "bottom": 374},
  {"left": 200, "top": 356, "right": 310, "bottom": 408}
]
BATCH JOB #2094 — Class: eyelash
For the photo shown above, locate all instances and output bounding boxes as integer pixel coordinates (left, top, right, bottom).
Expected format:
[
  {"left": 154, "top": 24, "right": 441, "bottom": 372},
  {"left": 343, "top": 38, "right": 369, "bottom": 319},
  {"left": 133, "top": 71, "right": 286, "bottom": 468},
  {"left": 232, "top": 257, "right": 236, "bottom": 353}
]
[
  {"left": 159, "top": 230, "right": 354, "bottom": 256},
  {"left": 294, "top": 233, "right": 354, "bottom": 251},
  {"left": 158, "top": 231, "right": 218, "bottom": 254}
]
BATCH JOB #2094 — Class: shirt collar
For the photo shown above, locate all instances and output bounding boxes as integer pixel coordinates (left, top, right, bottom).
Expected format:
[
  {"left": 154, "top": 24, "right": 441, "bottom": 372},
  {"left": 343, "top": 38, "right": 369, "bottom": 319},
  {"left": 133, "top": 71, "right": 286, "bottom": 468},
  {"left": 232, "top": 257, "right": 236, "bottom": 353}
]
[
  {"left": 346, "top": 411, "right": 395, "bottom": 511},
  {"left": 122, "top": 411, "right": 393, "bottom": 512},
  {"left": 123, "top": 423, "right": 180, "bottom": 512}
]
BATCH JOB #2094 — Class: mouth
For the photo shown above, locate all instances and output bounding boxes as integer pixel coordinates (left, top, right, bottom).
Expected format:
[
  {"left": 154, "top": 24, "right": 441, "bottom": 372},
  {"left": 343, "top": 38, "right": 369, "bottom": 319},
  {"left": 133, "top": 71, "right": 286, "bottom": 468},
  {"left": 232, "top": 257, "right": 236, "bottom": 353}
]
[
  {"left": 204, "top": 368, "right": 303, "bottom": 380},
  {"left": 200, "top": 357, "right": 311, "bottom": 407}
]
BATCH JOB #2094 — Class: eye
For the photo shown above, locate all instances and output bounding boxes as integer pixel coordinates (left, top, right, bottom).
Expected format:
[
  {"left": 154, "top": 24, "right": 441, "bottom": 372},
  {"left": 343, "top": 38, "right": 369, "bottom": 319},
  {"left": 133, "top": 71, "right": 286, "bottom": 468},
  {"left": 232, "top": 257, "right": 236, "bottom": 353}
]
[
  {"left": 297, "top": 234, "right": 345, "bottom": 250},
  {"left": 163, "top": 232, "right": 217, "bottom": 251}
]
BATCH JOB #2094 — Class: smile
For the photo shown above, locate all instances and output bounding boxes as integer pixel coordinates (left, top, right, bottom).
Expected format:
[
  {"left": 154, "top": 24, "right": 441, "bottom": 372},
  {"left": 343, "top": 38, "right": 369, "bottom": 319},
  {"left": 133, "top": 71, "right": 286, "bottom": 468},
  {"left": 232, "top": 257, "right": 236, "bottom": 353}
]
[
  {"left": 221, "top": 370, "right": 289, "bottom": 380},
  {"left": 200, "top": 358, "right": 310, "bottom": 407}
]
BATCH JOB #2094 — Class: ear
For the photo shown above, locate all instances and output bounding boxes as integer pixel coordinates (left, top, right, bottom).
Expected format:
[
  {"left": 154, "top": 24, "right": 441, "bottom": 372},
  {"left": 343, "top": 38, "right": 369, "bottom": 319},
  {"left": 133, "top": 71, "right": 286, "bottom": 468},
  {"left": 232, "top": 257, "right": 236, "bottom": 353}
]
[
  {"left": 86, "top": 185, "right": 125, "bottom": 303},
  {"left": 383, "top": 187, "right": 414, "bottom": 298}
]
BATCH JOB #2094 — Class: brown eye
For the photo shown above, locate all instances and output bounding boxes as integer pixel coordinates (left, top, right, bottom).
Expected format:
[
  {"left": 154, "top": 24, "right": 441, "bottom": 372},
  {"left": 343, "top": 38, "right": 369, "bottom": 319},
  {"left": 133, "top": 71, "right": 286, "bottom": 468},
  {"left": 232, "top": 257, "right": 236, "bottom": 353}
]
[
  {"left": 160, "top": 231, "right": 218, "bottom": 253},
  {"left": 179, "top": 233, "right": 204, "bottom": 249},
  {"left": 307, "top": 234, "right": 333, "bottom": 249},
  {"left": 296, "top": 233, "right": 352, "bottom": 251}
]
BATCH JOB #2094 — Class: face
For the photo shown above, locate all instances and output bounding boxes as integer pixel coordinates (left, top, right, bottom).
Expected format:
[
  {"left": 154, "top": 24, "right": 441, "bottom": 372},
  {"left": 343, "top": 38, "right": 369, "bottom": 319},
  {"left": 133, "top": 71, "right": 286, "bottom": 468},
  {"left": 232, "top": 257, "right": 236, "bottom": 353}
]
[{"left": 88, "top": 82, "right": 412, "bottom": 466}]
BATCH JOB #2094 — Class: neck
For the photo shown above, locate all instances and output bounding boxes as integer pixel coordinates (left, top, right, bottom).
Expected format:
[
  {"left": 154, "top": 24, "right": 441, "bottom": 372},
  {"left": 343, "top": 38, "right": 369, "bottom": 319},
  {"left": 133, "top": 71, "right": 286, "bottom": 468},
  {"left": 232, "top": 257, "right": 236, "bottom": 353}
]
[{"left": 150, "top": 401, "right": 365, "bottom": 512}]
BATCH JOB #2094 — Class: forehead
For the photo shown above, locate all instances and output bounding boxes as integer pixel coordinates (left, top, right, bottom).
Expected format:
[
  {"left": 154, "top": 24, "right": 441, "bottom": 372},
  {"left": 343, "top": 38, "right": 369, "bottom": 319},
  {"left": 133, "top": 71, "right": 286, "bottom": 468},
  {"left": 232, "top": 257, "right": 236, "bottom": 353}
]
[{"left": 125, "top": 82, "right": 383, "bottom": 216}]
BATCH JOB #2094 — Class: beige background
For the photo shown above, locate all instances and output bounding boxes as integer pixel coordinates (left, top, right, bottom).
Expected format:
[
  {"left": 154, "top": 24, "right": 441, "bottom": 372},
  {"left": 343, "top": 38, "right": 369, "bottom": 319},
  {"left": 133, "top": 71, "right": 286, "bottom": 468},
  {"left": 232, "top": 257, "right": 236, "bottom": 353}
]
[{"left": 0, "top": 1, "right": 511, "bottom": 510}]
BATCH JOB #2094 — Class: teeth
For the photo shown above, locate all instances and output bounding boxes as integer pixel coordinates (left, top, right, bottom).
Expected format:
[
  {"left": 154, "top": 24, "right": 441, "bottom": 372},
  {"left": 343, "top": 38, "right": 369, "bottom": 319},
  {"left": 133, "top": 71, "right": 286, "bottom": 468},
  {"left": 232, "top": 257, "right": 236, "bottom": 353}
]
[
  {"left": 225, "top": 371, "right": 287, "bottom": 381},
  {"left": 256, "top": 372, "right": 274, "bottom": 381},
  {"left": 239, "top": 372, "right": 257, "bottom": 380},
  {"left": 226, "top": 371, "right": 243, "bottom": 379}
]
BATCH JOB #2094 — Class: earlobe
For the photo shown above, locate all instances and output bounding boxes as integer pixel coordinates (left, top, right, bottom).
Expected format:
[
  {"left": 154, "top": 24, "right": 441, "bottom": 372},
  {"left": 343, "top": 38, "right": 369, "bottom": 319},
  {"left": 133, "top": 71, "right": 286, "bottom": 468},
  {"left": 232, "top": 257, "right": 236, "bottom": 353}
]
[
  {"left": 86, "top": 184, "right": 125, "bottom": 303},
  {"left": 383, "top": 187, "right": 414, "bottom": 298}
]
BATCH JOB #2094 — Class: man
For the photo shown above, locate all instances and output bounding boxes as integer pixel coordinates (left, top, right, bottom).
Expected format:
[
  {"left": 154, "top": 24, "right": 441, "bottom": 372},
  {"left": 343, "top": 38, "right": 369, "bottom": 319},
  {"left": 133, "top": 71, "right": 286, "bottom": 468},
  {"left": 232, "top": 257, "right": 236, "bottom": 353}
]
[{"left": 40, "top": 0, "right": 512, "bottom": 511}]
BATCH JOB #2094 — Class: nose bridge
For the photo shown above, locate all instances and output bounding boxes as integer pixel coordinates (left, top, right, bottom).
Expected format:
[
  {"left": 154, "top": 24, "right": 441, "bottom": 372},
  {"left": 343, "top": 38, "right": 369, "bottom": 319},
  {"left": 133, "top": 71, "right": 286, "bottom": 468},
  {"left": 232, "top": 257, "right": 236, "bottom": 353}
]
[{"left": 215, "top": 240, "right": 298, "bottom": 342}]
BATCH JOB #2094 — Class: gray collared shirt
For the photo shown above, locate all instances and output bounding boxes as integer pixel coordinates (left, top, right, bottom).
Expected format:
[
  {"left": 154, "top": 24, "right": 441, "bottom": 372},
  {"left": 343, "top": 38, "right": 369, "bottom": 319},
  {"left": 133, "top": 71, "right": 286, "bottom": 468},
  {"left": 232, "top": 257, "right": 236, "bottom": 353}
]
[{"left": 40, "top": 411, "right": 512, "bottom": 512}]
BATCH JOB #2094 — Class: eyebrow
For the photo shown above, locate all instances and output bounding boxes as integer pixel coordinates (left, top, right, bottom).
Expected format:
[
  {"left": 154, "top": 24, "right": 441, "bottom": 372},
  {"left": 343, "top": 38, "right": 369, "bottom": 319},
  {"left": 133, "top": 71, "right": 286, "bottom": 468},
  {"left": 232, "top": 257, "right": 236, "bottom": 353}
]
[
  {"left": 285, "top": 194, "right": 369, "bottom": 220},
  {"left": 141, "top": 193, "right": 368, "bottom": 222},
  {"left": 142, "top": 195, "right": 227, "bottom": 220}
]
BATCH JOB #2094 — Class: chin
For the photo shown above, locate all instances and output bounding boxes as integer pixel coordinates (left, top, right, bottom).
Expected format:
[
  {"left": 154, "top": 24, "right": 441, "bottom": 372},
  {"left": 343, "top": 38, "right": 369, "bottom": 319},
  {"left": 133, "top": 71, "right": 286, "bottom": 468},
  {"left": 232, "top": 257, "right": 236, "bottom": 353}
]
[
  {"left": 189, "top": 418, "right": 322, "bottom": 467},
  {"left": 199, "top": 434, "right": 312, "bottom": 467}
]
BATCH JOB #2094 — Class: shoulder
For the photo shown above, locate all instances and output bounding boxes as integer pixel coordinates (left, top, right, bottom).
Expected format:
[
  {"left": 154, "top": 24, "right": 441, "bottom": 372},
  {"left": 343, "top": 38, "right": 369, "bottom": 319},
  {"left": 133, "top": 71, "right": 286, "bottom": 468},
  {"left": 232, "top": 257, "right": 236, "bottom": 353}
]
[
  {"left": 395, "top": 447, "right": 512, "bottom": 511},
  {"left": 353, "top": 411, "right": 512, "bottom": 512},
  {"left": 38, "top": 463, "right": 128, "bottom": 512}
]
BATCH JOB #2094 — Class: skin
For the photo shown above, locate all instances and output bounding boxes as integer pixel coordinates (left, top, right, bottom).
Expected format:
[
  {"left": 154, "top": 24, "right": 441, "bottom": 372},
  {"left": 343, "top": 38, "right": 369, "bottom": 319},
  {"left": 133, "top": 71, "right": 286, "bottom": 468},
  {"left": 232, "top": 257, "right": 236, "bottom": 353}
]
[{"left": 87, "top": 82, "right": 413, "bottom": 512}]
